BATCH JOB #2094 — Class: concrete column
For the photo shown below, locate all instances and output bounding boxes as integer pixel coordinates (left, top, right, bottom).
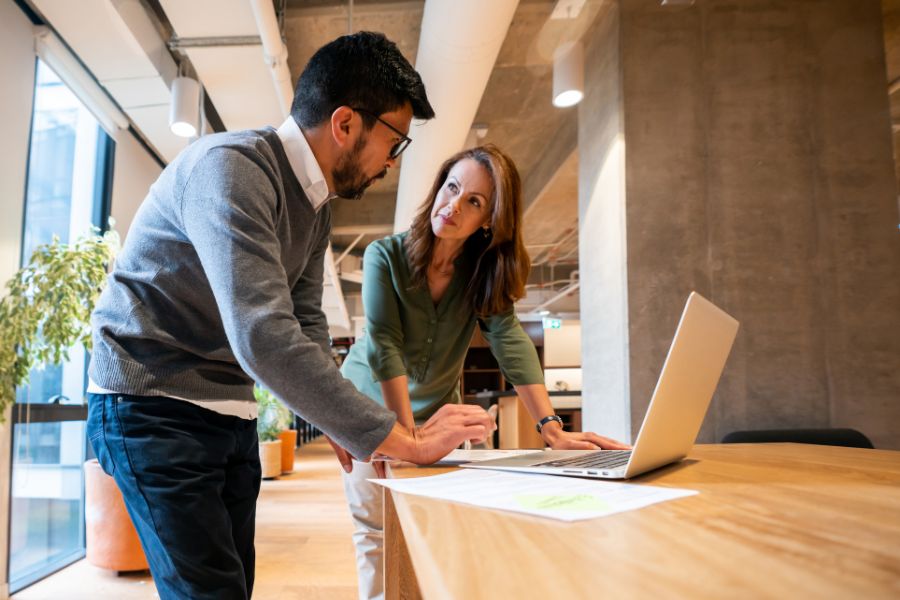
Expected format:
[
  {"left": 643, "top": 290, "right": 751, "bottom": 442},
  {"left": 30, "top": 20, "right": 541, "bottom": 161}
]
[
  {"left": 579, "top": 1, "right": 631, "bottom": 441},
  {"left": 579, "top": 0, "right": 900, "bottom": 449}
]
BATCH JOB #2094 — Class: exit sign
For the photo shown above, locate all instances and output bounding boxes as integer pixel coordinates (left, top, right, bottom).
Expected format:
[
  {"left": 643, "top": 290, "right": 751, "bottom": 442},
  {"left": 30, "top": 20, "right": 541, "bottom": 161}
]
[{"left": 542, "top": 318, "right": 562, "bottom": 329}]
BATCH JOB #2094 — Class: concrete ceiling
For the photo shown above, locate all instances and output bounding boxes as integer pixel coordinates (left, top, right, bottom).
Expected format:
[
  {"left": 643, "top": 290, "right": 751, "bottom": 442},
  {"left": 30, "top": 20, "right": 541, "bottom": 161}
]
[
  {"left": 283, "top": 0, "right": 584, "bottom": 315},
  {"left": 28, "top": 0, "right": 592, "bottom": 320},
  {"left": 27, "top": 0, "right": 897, "bottom": 327}
]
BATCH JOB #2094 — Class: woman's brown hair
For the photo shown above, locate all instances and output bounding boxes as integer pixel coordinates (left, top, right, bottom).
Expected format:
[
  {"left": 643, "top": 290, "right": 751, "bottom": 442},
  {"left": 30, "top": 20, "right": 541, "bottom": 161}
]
[{"left": 404, "top": 144, "right": 530, "bottom": 316}]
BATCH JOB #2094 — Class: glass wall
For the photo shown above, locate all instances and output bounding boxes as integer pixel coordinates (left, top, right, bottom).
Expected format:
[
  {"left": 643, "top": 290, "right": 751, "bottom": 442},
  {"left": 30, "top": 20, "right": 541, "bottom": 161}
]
[{"left": 9, "top": 59, "right": 113, "bottom": 593}]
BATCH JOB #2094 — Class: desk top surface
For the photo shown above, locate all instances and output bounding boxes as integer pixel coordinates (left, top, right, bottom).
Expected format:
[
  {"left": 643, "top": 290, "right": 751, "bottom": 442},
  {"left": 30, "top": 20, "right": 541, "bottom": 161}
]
[{"left": 388, "top": 443, "right": 900, "bottom": 599}]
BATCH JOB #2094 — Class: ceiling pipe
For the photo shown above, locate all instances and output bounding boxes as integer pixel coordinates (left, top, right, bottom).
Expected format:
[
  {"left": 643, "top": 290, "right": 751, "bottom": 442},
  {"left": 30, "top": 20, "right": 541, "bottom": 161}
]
[
  {"left": 248, "top": 0, "right": 350, "bottom": 333},
  {"left": 332, "top": 224, "right": 394, "bottom": 236},
  {"left": 528, "top": 281, "right": 581, "bottom": 315},
  {"left": 322, "top": 245, "right": 351, "bottom": 332},
  {"left": 248, "top": 0, "right": 293, "bottom": 117},
  {"left": 890, "top": 76, "right": 900, "bottom": 96},
  {"left": 393, "top": 0, "right": 519, "bottom": 232},
  {"left": 335, "top": 233, "right": 365, "bottom": 266},
  {"left": 347, "top": 0, "right": 354, "bottom": 34}
]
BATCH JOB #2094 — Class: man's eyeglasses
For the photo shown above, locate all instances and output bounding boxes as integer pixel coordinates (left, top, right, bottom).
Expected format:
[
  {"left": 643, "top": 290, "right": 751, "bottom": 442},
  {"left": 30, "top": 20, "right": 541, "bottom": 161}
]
[{"left": 351, "top": 107, "right": 412, "bottom": 159}]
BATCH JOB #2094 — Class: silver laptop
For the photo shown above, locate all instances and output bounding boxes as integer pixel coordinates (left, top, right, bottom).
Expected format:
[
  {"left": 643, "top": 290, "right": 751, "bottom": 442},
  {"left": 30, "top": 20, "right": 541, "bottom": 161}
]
[{"left": 463, "top": 292, "right": 739, "bottom": 479}]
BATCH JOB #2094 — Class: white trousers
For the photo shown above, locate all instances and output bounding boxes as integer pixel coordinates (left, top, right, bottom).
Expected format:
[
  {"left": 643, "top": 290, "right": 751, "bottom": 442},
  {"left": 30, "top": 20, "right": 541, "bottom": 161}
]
[
  {"left": 341, "top": 405, "right": 496, "bottom": 599},
  {"left": 342, "top": 459, "right": 385, "bottom": 600}
]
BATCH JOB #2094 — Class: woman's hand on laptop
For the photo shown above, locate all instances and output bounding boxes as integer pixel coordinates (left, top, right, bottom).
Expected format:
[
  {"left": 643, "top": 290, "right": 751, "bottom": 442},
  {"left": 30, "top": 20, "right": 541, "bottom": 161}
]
[{"left": 541, "top": 424, "right": 632, "bottom": 451}]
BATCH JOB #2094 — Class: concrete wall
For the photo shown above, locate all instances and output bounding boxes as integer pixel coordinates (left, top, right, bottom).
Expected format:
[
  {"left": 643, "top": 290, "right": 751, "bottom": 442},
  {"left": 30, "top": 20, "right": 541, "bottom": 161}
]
[
  {"left": 580, "top": 0, "right": 900, "bottom": 449},
  {"left": 0, "top": 1, "right": 37, "bottom": 593}
]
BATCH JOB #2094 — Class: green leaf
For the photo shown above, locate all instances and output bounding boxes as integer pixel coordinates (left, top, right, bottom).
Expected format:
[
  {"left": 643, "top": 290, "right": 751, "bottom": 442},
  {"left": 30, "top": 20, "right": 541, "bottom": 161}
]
[{"left": 0, "top": 227, "right": 119, "bottom": 420}]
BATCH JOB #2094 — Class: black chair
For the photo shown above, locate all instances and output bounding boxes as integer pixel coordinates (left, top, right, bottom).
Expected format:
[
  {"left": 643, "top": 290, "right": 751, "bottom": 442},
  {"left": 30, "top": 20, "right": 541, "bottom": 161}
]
[{"left": 721, "top": 428, "right": 874, "bottom": 449}]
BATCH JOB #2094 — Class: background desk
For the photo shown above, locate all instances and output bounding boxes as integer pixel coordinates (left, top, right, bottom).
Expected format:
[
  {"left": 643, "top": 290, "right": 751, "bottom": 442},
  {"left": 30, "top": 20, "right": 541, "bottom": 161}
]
[
  {"left": 473, "top": 390, "right": 583, "bottom": 448},
  {"left": 385, "top": 444, "right": 900, "bottom": 599}
]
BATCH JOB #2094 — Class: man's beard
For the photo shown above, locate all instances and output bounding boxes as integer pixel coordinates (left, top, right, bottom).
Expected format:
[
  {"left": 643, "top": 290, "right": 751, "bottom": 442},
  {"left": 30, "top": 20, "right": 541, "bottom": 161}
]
[{"left": 332, "top": 134, "right": 387, "bottom": 200}]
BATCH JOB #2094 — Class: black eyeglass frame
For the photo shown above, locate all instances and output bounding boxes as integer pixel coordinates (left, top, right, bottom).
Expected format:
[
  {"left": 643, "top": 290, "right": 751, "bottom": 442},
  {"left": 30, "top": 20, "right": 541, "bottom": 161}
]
[{"left": 351, "top": 107, "right": 412, "bottom": 159}]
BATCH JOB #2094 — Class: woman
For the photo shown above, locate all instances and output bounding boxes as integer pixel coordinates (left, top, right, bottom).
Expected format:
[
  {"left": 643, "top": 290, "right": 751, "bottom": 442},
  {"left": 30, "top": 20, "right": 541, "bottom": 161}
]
[{"left": 335, "top": 145, "right": 629, "bottom": 599}]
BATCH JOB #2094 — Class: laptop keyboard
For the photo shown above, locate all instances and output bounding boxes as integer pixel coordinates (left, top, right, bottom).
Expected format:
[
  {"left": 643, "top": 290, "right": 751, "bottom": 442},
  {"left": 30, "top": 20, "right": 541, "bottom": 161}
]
[{"left": 534, "top": 450, "right": 631, "bottom": 470}]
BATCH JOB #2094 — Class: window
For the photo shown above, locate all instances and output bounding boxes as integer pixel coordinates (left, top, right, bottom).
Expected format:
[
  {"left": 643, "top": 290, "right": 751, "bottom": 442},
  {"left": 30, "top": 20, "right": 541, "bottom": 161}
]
[{"left": 9, "top": 58, "right": 113, "bottom": 593}]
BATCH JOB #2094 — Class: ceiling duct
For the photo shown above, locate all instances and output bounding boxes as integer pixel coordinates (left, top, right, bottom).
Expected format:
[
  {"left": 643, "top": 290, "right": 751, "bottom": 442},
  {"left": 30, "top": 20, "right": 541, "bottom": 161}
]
[
  {"left": 393, "top": 0, "right": 519, "bottom": 232},
  {"left": 248, "top": 0, "right": 293, "bottom": 116}
]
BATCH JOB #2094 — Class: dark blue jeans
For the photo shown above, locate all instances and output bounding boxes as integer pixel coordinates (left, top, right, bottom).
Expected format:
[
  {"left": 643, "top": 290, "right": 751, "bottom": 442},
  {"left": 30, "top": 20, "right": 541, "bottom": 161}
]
[{"left": 87, "top": 394, "right": 261, "bottom": 600}]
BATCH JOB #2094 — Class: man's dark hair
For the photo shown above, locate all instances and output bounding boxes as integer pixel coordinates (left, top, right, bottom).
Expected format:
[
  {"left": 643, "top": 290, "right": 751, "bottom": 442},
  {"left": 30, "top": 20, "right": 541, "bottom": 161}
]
[{"left": 291, "top": 31, "right": 435, "bottom": 129}]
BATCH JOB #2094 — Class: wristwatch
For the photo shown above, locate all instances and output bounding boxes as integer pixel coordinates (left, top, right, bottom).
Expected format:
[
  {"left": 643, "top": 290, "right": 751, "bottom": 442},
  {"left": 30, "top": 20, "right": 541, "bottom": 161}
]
[{"left": 536, "top": 414, "right": 564, "bottom": 434}]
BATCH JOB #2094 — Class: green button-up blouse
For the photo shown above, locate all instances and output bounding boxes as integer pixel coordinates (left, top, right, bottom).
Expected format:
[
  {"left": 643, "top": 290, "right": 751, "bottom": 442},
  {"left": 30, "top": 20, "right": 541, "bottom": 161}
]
[{"left": 340, "top": 232, "right": 544, "bottom": 419}]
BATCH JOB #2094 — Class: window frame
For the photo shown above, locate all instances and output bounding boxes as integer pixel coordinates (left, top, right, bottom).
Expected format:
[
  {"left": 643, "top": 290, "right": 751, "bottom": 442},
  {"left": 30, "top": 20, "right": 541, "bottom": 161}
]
[{"left": 7, "top": 56, "right": 116, "bottom": 595}]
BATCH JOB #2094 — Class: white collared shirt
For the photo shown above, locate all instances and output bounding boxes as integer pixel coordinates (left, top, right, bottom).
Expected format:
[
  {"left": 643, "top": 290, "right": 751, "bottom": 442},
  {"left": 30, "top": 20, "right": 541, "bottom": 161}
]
[
  {"left": 275, "top": 115, "right": 335, "bottom": 212},
  {"left": 86, "top": 380, "right": 258, "bottom": 420}
]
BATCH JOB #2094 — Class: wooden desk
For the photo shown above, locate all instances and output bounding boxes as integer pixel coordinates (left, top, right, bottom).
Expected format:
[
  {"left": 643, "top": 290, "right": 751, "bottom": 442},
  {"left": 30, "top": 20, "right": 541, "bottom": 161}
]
[{"left": 384, "top": 444, "right": 900, "bottom": 599}]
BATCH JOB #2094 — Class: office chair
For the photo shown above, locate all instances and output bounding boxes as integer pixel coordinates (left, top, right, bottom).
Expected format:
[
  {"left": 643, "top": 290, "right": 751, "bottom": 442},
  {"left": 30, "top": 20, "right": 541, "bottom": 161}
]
[{"left": 721, "top": 428, "right": 874, "bottom": 449}]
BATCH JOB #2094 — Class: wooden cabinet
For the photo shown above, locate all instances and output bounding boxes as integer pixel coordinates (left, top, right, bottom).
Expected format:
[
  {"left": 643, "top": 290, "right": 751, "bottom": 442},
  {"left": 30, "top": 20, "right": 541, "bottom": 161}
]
[
  {"left": 460, "top": 325, "right": 544, "bottom": 405},
  {"left": 497, "top": 398, "right": 584, "bottom": 448},
  {"left": 498, "top": 396, "right": 544, "bottom": 449},
  {"left": 460, "top": 346, "right": 505, "bottom": 401}
]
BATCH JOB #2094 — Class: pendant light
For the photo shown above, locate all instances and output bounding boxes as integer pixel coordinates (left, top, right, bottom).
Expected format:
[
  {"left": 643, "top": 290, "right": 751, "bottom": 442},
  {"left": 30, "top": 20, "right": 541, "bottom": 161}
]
[
  {"left": 169, "top": 74, "right": 200, "bottom": 138},
  {"left": 552, "top": 41, "right": 584, "bottom": 108}
]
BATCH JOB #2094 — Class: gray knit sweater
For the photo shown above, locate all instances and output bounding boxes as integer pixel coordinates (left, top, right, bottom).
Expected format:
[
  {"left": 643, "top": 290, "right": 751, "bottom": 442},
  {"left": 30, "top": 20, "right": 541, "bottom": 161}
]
[{"left": 89, "top": 128, "right": 396, "bottom": 459}]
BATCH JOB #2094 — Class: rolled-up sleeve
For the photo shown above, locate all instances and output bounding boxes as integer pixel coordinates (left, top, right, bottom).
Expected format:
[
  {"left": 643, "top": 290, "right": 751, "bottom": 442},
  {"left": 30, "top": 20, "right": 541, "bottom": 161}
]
[
  {"left": 479, "top": 309, "right": 544, "bottom": 386},
  {"left": 362, "top": 242, "right": 407, "bottom": 382}
]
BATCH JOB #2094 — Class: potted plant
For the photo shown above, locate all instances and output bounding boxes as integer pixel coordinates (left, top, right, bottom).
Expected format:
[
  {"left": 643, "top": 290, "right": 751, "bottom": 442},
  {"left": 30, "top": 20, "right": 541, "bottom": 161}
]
[
  {"left": 254, "top": 385, "right": 291, "bottom": 478},
  {"left": 277, "top": 422, "right": 298, "bottom": 475},
  {"left": 0, "top": 227, "right": 119, "bottom": 420}
]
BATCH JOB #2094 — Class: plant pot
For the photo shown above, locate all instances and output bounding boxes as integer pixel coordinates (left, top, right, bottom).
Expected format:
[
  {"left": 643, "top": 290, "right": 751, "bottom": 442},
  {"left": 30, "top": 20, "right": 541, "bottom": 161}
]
[
  {"left": 278, "top": 429, "right": 297, "bottom": 474},
  {"left": 259, "top": 439, "right": 282, "bottom": 479},
  {"left": 84, "top": 459, "right": 149, "bottom": 572}
]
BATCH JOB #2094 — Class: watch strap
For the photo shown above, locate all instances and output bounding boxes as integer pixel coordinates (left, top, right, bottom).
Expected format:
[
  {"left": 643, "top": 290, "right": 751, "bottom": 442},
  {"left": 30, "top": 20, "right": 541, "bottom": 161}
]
[{"left": 536, "top": 414, "right": 564, "bottom": 434}]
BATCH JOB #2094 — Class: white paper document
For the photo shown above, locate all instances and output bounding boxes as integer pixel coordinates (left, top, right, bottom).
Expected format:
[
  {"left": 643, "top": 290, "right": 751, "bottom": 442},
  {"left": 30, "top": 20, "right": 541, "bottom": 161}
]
[
  {"left": 371, "top": 469, "right": 698, "bottom": 522},
  {"left": 435, "top": 449, "right": 539, "bottom": 466}
]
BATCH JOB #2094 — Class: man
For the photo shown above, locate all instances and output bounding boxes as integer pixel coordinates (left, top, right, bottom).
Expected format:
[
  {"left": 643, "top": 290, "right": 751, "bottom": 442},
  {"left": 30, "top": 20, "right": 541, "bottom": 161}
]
[{"left": 86, "top": 31, "right": 493, "bottom": 600}]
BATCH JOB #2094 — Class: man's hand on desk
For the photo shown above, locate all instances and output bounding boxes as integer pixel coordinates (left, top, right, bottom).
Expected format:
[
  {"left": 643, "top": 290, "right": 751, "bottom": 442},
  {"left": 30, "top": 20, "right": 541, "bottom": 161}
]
[
  {"left": 540, "top": 422, "right": 632, "bottom": 451},
  {"left": 326, "top": 404, "right": 496, "bottom": 475},
  {"left": 378, "top": 404, "right": 496, "bottom": 466}
]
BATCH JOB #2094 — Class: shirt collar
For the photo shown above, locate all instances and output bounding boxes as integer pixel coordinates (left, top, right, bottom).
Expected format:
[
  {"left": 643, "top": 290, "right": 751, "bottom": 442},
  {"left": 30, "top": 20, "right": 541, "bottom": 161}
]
[{"left": 276, "top": 116, "right": 335, "bottom": 211}]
